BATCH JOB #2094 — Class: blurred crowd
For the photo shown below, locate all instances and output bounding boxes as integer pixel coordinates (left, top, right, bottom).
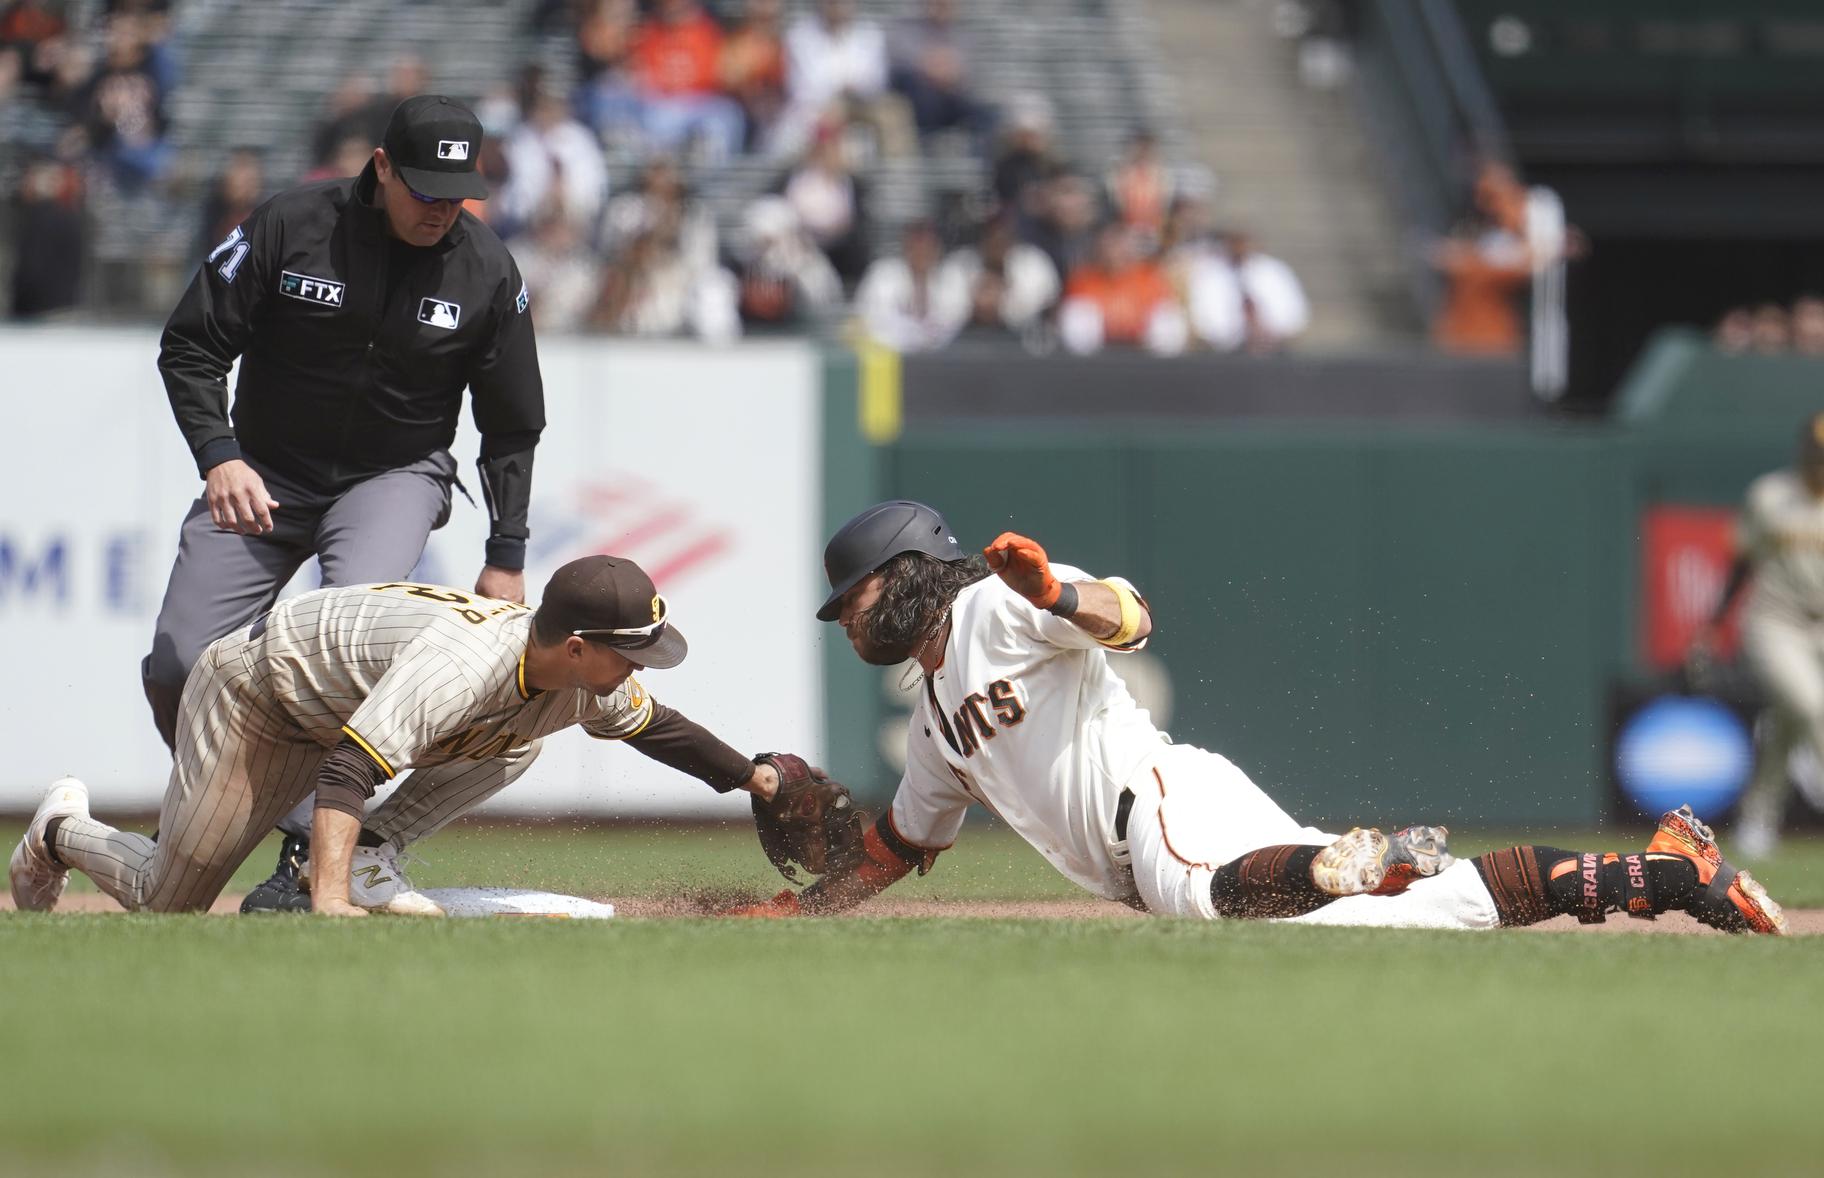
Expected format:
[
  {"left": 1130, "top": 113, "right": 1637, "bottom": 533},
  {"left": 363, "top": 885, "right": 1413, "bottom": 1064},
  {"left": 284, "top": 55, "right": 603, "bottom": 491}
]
[
  {"left": 3, "top": 0, "right": 175, "bottom": 315},
  {"left": 5, "top": 0, "right": 1309, "bottom": 355},
  {"left": 1712, "top": 298, "right": 1824, "bottom": 358},
  {"left": 473, "top": 0, "right": 1308, "bottom": 352}
]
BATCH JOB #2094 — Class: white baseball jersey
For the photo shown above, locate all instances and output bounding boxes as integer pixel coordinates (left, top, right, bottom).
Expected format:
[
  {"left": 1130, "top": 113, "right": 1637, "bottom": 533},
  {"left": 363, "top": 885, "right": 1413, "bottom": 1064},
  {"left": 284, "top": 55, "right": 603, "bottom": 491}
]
[
  {"left": 888, "top": 565, "right": 1165, "bottom": 898},
  {"left": 880, "top": 565, "right": 1508, "bottom": 929},
  {"left": 257, "top": 581, "right": 655, "bottom": 776},
  {"left": 1740, "top": 470, "right": 1824, "bottom": 624}
]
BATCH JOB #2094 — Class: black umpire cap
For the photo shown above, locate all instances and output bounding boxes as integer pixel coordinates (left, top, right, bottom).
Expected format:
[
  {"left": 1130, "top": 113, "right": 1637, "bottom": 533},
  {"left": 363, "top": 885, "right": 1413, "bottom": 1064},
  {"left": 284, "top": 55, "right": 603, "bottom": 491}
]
[
  {"left": 382, "top": 95, "right": 488, "bottom": 201},
  {"left": 817, "top": 500, "right": 962, "bottom": 620}
]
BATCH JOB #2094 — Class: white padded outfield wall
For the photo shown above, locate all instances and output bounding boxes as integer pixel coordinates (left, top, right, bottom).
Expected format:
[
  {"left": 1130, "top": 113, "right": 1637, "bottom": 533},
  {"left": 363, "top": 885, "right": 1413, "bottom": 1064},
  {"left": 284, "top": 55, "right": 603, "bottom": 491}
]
[{"left": 0, "top": 327, "right": 825, "bottom": 816}]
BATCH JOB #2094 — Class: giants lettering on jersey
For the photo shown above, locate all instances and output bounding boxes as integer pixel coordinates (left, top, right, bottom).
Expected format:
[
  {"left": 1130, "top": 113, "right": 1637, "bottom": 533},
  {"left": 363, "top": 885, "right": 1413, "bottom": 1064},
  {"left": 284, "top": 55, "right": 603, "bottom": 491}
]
[{"left": 949, "top": 678, "right": 1026, "bottom": 757}]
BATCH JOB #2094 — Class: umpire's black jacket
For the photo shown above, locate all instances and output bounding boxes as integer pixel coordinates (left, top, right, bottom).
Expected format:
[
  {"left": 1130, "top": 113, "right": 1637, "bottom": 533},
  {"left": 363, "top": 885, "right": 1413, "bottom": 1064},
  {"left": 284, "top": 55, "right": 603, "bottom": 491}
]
[{"left": 158, "top": 159, "right": 544, "bottom": 569}]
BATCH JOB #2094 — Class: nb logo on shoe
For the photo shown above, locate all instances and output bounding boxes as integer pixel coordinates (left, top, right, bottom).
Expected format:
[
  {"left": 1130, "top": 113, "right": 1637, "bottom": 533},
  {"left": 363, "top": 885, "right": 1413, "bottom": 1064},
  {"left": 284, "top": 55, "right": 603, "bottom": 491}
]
[
  {"left": 353, "top": 864, "right": 395, "bottom": 888},
  {"left": 279, "top": 270, "right": 345, "bottom": 306}
]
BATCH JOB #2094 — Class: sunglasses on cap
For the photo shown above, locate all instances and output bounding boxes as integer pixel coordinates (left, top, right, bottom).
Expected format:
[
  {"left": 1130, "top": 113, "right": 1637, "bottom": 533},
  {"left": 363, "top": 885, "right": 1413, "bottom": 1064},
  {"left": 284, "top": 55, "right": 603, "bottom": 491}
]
[{"left": 573, "top": 595, "right": 670, "bottom": 651}]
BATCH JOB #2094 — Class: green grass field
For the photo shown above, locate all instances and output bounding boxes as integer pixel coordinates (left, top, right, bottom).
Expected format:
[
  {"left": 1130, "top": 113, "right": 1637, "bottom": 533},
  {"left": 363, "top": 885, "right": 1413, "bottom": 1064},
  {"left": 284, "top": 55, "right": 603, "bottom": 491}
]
[{"left": 3, "top": 821, "right": 1822, "bottom": 1177}]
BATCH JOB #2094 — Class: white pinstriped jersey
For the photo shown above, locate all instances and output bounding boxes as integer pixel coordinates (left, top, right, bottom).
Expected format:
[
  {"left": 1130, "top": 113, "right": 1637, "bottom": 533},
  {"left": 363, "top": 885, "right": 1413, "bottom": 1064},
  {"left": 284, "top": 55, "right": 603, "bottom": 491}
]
[
  {"left": 1741, "top": 470, "right": 1824, "bottom": 623},
  {"left": 888, "top": 564, "right": 1165, "bottom": 898},
  {"left": 253, "top": 582, "right": 655, "bottom": 777}
]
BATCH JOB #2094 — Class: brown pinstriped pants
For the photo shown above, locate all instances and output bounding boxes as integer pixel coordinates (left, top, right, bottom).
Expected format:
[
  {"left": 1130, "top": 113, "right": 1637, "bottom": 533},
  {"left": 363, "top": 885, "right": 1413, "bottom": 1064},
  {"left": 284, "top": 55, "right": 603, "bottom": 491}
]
[
  {"left": 58, "top": 629, "right": 323, "bottom": 912},
  {"left": 55, "top": 631, "right": 544, "bottom": 912}
]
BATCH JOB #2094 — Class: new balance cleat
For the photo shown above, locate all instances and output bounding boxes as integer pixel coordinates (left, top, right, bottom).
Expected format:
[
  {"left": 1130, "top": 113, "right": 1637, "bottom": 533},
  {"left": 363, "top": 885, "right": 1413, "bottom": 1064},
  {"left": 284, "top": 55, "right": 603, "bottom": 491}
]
[
  {"left": 9, "top": 776, "right": 90, "bottom": 911},
  {"left": 1646, "top": 805, "right": 1788, "bottom": 935},
  {"left": 301, "top": 842, "right": 444, "bottom": 916},
  {"left": 1312, "top": 825, "right": 1453, "bottom": 898}
]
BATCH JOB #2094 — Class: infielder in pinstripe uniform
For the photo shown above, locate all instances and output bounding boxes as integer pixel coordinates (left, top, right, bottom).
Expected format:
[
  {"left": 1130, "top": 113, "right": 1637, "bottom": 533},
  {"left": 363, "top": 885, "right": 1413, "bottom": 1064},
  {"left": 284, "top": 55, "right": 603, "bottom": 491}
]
[{"left": 10, "top": 556, "right": 788, "bottom": 916}]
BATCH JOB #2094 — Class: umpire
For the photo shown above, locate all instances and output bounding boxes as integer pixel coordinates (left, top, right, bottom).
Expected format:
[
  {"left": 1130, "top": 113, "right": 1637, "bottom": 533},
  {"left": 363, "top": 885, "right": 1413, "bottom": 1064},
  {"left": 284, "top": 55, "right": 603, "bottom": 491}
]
[{"left": 146, "top": 95, "right": 544, "bottom": 909}]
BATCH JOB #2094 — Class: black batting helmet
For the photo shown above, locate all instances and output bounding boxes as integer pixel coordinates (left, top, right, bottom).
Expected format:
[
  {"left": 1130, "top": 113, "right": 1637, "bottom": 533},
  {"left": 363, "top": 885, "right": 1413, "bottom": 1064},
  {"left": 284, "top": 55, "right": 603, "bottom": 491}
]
[{"left": 816, "top": 500, "right": 962, "bottom": 620}]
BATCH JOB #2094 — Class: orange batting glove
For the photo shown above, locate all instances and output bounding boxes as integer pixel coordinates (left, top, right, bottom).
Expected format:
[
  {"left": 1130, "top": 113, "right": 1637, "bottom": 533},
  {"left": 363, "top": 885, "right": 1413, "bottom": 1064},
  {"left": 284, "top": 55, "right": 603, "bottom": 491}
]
[
  {"left": 984, "top": 531, "right": 1062, "bottom": 609},
  {"left": 727, "top": 888, "right": 802, "bottom": 918}
]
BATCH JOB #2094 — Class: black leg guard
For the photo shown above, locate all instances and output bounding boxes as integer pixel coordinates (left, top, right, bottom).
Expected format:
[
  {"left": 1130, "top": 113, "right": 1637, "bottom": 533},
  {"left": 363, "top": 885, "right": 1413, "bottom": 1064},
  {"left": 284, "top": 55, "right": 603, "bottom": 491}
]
[
  {"left": 1471, "top": 846, "right": 1559, "bottom": 927},
  {"left": 1472, "top": 846, "right": 1699, "bottom": 927},
  {"left": 1210, "top": 845, "right": 1330, "bottom": 919},
  {"left": 1544, "top": 851, "right": 1696, "bottom": 924}
]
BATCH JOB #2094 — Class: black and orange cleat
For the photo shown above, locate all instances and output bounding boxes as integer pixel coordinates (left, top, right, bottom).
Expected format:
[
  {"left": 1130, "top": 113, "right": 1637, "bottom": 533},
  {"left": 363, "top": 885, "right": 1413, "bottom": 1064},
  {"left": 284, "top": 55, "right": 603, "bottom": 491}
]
[{"left": 1646, "top": 805, "right": 1788, "bottom": 935}]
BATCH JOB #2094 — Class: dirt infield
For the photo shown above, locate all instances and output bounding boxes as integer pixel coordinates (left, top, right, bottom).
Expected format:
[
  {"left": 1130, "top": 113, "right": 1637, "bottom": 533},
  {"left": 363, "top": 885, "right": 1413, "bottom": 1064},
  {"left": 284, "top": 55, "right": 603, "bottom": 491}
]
[{"left": 11, "top": 890, "right": 1824, "bottom": 932}]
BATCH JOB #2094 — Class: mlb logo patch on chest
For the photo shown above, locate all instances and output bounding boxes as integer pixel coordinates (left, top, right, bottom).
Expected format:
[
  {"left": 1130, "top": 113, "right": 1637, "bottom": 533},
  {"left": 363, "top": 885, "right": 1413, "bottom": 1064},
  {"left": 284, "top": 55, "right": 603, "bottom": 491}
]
[
  {"left": 418, "top": 297, "right": 461, "bottom": 330},
  {"left": 279, "top": 270, "right": 344, "bottom": 306}
]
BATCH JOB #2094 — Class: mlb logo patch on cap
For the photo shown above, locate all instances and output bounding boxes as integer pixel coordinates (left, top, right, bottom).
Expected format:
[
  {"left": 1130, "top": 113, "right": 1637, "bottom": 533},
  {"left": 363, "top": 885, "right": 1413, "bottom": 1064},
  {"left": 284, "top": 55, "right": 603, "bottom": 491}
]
[
  {"left": 437, "top": 140, "right": 470, "bottom": 161},
  {"left": 418, "top": 297, "right": 461, "bottom": 330}
]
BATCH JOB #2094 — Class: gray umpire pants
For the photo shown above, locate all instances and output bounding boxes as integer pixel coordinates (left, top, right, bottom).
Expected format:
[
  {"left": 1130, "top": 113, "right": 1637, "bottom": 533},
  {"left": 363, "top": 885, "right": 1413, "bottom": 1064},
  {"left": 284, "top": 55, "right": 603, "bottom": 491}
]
[{"left": 141, "top": 450, "right": 457, "bottom": 835}]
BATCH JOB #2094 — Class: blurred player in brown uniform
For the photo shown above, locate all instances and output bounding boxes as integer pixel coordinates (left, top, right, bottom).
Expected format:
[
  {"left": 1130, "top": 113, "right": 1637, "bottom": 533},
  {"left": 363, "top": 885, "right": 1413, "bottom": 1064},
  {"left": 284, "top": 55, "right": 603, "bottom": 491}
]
[{"left": 1689, "top": 413, "right": 1824, "bottom": 857}]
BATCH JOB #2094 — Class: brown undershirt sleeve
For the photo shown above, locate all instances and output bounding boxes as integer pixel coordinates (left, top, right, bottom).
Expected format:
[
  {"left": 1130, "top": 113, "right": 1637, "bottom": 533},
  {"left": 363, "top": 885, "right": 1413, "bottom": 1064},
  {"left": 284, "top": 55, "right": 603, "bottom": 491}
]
[
  {"left": 624, "top": 703, "right": 754, "bottom": 793},
  {"left": 315, "top": 738, "right": 391, "bottom": 818}
]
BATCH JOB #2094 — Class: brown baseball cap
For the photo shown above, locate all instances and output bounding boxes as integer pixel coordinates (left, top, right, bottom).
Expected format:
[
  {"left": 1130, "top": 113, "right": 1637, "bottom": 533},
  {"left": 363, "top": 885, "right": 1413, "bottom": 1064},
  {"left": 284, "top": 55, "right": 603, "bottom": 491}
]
[{"left": 537, "top": 556, "right": 688, "bottom": 668}]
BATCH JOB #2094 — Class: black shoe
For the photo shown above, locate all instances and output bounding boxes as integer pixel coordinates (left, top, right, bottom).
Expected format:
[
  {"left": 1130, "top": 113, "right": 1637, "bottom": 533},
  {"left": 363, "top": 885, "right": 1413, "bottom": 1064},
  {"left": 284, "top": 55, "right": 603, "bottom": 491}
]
[{"left": 239, "top": 834, "right": 312, "bottom": 914}]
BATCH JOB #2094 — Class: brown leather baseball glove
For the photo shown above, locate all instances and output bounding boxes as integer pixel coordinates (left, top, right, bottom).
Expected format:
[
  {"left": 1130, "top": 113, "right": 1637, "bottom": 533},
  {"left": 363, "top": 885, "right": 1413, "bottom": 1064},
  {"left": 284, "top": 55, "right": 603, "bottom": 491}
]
[{"left": 750, "top": 753, "right": 866, "bottom": 883}]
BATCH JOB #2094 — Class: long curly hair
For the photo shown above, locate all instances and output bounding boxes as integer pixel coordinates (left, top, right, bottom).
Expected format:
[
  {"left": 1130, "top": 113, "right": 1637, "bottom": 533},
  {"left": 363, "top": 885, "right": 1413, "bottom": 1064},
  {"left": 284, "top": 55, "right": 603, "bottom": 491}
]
[{"left": 858, "top": 552, "right": 992, "bottom": 661}]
